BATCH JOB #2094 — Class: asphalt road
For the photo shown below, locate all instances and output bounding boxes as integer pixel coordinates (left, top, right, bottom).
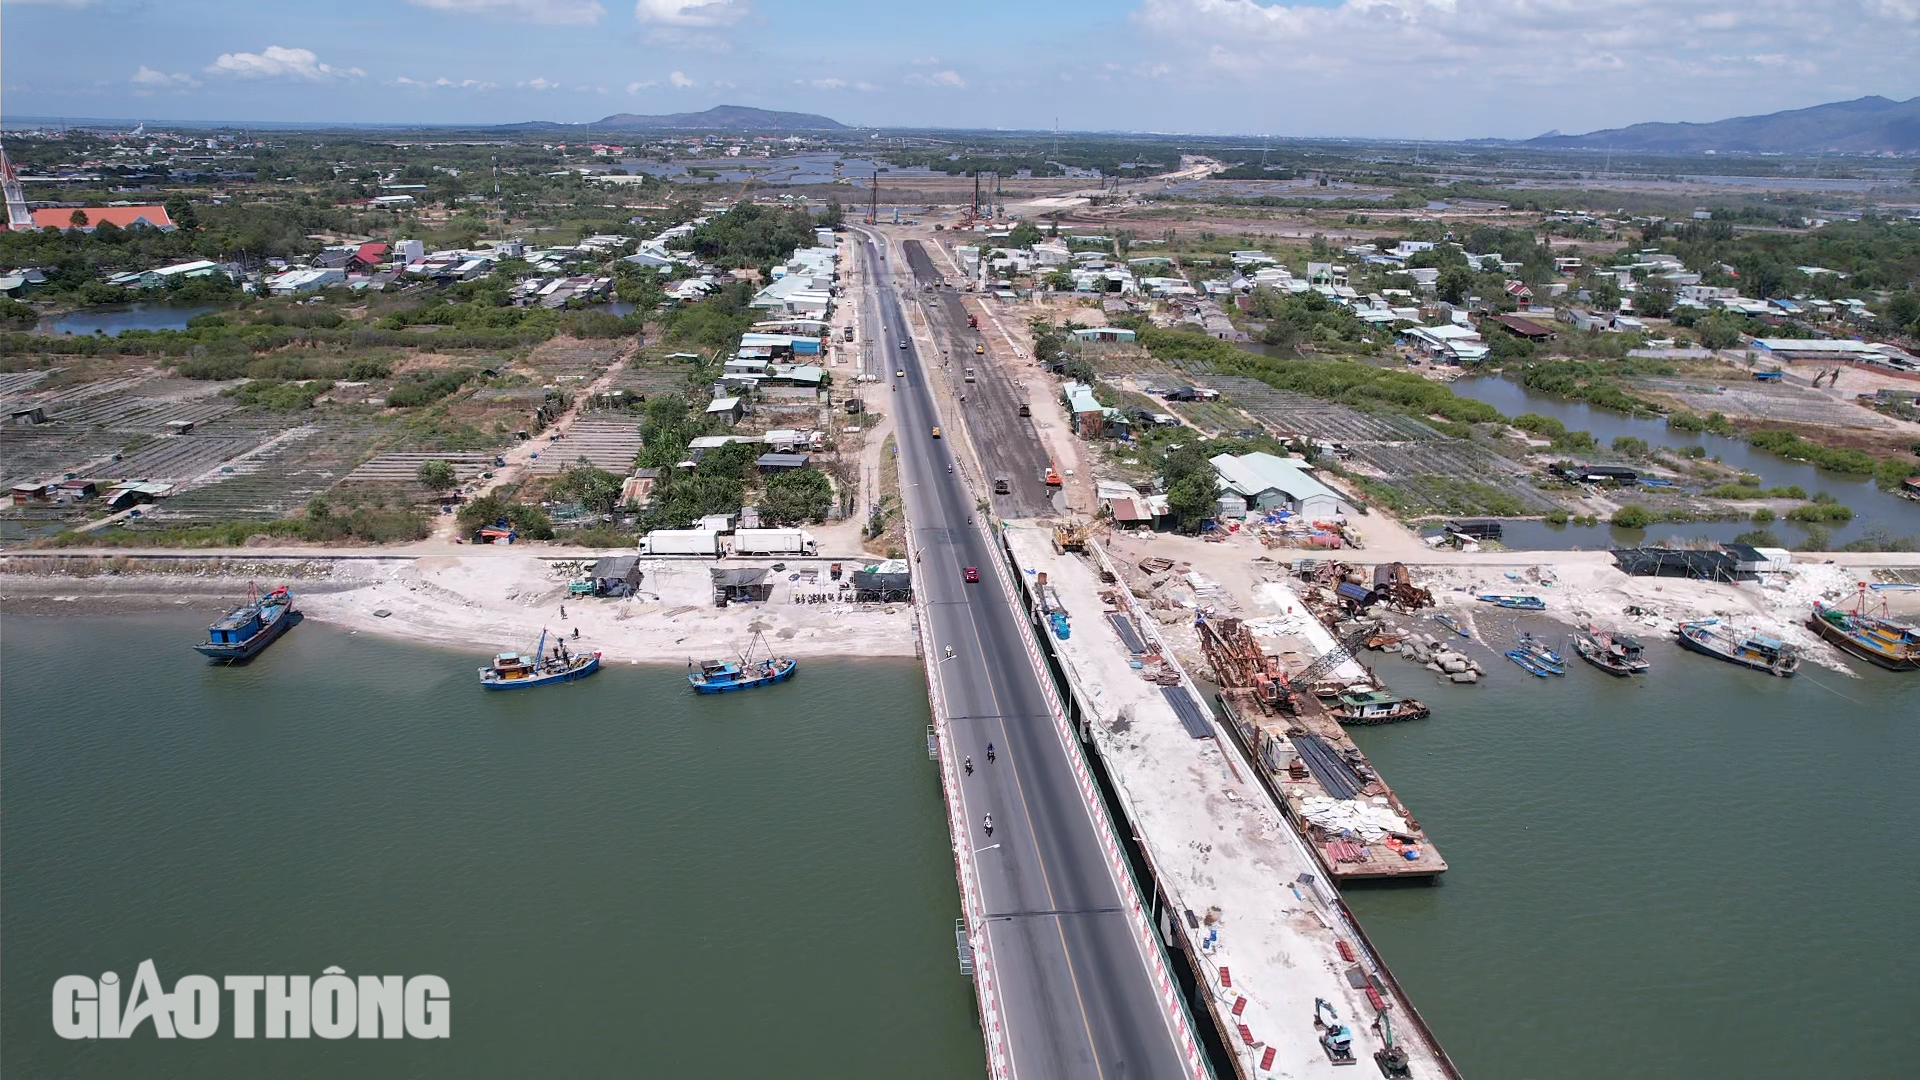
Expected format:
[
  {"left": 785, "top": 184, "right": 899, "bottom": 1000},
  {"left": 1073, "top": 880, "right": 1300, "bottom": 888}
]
[
  {"left": 898, "top": 240, "right": 1060, "bottom": 520},
  {"left": 854, "top": 227, "right": 1189, "bottom": 1080}
]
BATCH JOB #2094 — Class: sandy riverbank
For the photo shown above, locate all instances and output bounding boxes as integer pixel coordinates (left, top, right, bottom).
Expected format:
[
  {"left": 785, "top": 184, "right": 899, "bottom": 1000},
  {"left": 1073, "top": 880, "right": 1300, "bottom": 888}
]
[{"left": 2, "top": 553, "right": 918, "bottom": 663}]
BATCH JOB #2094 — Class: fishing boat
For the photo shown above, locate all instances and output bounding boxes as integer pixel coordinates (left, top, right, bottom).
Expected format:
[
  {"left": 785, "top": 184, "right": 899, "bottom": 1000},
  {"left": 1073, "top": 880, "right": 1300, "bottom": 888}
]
[
  {"left": 193, "top": 584, "right": 297, "bottom": 663},
  {"left": 1808, "top": 587, "right": 1920, "bottom": 672},
  {"left": 1331, "top": 688, "right": 1430, "bottom": 725},
  {"left": 1504, "top": 648, "right": 1556, "bottom": 677},
  {"left": 1476, "top": 593, "right": 1546, "bottom": 611},
  {"left": 1433, "top": 613, "right": 1471, "bottom": 639},
  {"left": 1571, "top": 627, "right": 1650, "bottom": 676},
  {"left": 688, "top": 630, "right": 797, "bottom": 694},
  {"left": 1674, "top": 621, "right": 1799, "bottom": 677},
  {"left": 479, "top": 629, "right": 601, "bottom": 690},
  {"left": 1514, "top": 632, "right": 1566, "bottom": 672}
]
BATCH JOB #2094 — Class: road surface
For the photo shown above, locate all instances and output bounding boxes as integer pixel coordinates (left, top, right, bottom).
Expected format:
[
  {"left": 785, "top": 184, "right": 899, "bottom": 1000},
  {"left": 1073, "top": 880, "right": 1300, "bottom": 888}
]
[{"left": 853, "top": 226, "right": 1192, "bottom": 1080}]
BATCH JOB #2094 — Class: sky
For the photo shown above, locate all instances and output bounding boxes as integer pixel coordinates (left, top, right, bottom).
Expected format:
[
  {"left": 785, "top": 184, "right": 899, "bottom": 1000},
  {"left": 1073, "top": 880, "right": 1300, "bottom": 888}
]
[{"left": 4, "top": 0, "right": 1917, "bottom": 139}]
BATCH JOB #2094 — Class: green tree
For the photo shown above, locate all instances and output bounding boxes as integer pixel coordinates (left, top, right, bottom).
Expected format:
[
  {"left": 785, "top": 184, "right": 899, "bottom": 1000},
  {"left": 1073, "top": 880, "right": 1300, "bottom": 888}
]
[
  {"left": 1008, "top": 221, "right": 1043, "bottom": 248},
  {"left": 1611, "top": 504, "right": 1653, "bottom": 529},
  {"left": 1164, "top": 473, "right": 1218, "bottom": 532},
  {"left": 760, "top": 467, "right": 833, "bottom": 524},
  {"left": 69, "top": 210, "right": 89, "bottom": 229},
  {"left": 559, "top": 463, "right": 623, "bottom": 513},
  {"left": 417, "top": 458, "right": 458, "bottom": 492},
  {"left": 1436, "top": 265, "right": 1475, "bottom": 304}
]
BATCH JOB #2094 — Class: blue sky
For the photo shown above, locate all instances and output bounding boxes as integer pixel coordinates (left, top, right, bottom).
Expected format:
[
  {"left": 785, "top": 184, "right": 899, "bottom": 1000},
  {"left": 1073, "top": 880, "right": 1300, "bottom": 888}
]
[{"left": 4, "top": 0, "right": 1916, "bottom": 138}]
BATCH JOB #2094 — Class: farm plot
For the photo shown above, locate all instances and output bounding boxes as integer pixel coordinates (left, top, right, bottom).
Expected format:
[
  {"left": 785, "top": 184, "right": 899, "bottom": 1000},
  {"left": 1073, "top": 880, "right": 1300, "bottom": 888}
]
[
  {"left": 0, "top": 370, "right": 55, "bottom": 396},
  {"left": 522, "top": 339, "right": 624, "bottom": 382},
  {"left": 97, "top": 433, "right": 270, "bottom": 483},
  {"left": 136, "top": 419, "right": 386, "bottom": 524},
  {"left": 344, "top": 451, "right": 495, "bottom": 487},
  {"left": 0, "top": 426, "right": 126, "bottom": 487},
  {"left": 1634, "top": 376, "right": 1892, "bottom": 429},
  {"left": 528, "top": 414, "right": 642, "bottom": 474},
  {"left": 1205, "top": 377, "right": 1441, "bottom": 442}
]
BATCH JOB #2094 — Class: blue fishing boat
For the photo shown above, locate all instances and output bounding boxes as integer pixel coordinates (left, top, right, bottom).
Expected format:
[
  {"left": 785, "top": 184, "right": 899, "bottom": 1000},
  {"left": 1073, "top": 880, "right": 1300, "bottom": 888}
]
[
  {"left": 688, "top": 630, "right": 797, "bottom": 694},
  {"left": 1433, "top": 613, "right": 1471, "bottom": 639},
  {"left": 1514, "top": 632, "right": 1566, "bottom": 673},
  {"left": 1504, "top": 648, "right": 1556, "bottom": 677},
  {"left": 193, "top": 584, "right": 297, "bottom": 663},
  {"left": 479, "top": 628, "right": 601, "bottom": 689},
  {"left": 1477, "top": 593, "right": 1546, "bottom": 611}
]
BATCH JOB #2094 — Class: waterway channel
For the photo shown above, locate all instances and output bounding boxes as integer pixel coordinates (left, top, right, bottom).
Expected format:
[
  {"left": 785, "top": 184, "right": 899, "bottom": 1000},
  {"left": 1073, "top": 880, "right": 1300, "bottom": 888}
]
[
  {"left": 1447, "top": 375, "right": 1920, "bottom": 550},
  {"left": 1, "top": 613, "right": 981, "bottom": 1079},
  {"left": 5, "top": 610, "right": 1914, "bottom": 1077}
]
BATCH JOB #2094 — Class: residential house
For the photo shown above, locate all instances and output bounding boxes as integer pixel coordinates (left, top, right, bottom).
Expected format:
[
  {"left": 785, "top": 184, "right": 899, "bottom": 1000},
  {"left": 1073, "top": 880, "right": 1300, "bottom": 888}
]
[
  {"left": 1062, "top": 381, "right": 1129, "bottom": 438},
  {"left": 704, "top": 396, "right": 745, "bottom": 426},
  {"left": 1404, "top": 323, "right": 1489, "bottom": 365}
]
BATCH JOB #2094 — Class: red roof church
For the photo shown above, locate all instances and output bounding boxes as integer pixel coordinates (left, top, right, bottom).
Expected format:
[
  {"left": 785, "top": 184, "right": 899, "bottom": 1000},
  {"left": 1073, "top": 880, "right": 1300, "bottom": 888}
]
[{"left": 29, "top": 205, "right": 174, "bottom": 232}]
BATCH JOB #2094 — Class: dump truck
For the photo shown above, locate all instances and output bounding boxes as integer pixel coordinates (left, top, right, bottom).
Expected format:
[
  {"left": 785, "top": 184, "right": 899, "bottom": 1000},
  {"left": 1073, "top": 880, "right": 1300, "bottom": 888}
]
[
  {"left": 640, "top": 528, "right": 721, "bottom": 556},
  {"left": 733, "top": 528, "right": 818, "bottom": 556},
  {"left": 994, "top": 475, "right": 1011, "bottom": 495},
  {"left": 966, "top": 313, "right": 979, "bottom": 329}
]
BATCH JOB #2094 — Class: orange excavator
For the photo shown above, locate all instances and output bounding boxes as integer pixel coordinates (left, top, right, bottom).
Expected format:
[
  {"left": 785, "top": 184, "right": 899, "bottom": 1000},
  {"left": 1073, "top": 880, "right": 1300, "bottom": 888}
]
[{"left": 1044, "top": 460, "right": 1063, "bottom": 487}]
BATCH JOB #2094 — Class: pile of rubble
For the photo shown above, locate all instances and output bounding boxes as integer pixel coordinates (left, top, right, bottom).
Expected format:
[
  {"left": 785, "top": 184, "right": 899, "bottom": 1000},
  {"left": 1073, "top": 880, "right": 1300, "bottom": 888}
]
[{"left": 1383, "top": 632, "right": 1485, "bottom": 683}]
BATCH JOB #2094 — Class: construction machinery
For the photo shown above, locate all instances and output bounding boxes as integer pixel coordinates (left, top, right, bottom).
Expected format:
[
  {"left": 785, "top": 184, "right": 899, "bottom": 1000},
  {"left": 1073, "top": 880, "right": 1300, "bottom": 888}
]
[
  {"left": 1314, "top": 998, "right": 1356, "bottom": 1066},
  {"left": 1043, "top": 460, "right": 1063, "bottom": 487},
  {"left": 1198, "top": 615, "right": 1294, "bottom": 714},
  {"left": 1052, "top": 522, "right": 1089, "bottom": 554},
  {"left": 966, "top": 313, "right": 979, "bottom": 329},
  {"left": 1374, "top": 1009, "right": 1412, "bottom": 1078}
]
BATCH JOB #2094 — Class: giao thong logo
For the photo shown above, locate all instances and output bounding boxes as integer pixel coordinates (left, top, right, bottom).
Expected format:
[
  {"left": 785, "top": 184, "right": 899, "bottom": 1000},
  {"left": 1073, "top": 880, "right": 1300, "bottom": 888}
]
[{"left": 52, "top": 961, "right": 450, "bottom": 1040}]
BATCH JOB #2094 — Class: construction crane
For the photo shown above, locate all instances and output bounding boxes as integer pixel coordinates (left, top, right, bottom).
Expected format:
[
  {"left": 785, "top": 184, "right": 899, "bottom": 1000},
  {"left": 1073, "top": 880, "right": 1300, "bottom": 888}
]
[
  {"left": 1197, "top": 616, "right": 1292, "bottom": 713},
  {"left": 1293, "top": 623, "right": 1375, "bottom": 688}
]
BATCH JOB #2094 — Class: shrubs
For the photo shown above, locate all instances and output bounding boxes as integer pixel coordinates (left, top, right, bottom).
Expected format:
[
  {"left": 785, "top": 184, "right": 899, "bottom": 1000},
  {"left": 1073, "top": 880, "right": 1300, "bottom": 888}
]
[
  {"left": 387, "top": 368, "right": 474, "bottom": 408},
  {"left": 225, "top": 378, "right": 334, "bottom": 411},
  {"left": 1611, "top": 504, "right": 1654, "bottom": 529},
  {"left": 1786, "top": 499, "right": 1854, "bottom": 524},
  {"left": 1745, "top": 428, "right": 1876, "bottom": 475}
]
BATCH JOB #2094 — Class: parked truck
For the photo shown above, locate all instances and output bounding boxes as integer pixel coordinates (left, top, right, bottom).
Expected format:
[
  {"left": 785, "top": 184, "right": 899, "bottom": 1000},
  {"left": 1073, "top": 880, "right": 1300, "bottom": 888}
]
[
  {"left": 733, "top": 528, "right": 818, "bottom": 556},
  {"left": 964, "top": 366, "right": 976, "bottom": 383},
  {"left": 640, "top": 528, "right": 721, "bottom": 556}
]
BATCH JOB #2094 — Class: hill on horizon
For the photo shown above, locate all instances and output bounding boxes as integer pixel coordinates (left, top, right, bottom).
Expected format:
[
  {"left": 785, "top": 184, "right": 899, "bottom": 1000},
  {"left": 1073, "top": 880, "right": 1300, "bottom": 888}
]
[
  {"left": 1517, "top": 95, "right": 1920, "bottom": 154},
  {"left": 510, "top": 105, "right": 848, "bottom": 133}
]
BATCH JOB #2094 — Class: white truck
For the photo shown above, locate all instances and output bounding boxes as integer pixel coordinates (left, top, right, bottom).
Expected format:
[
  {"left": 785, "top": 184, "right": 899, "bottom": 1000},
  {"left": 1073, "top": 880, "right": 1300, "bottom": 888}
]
[
  {"left": 732, "top": 528, "right": 818, "bottom": 556},
  {"left": 640, "top": 528, "right": 721, "bottom": 556}
]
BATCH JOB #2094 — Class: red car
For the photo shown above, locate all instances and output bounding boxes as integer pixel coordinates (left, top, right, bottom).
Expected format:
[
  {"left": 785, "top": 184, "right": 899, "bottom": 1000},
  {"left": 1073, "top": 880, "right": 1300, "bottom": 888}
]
[{"left": 963, "top": 566, "right": 981, "bottom": 583}]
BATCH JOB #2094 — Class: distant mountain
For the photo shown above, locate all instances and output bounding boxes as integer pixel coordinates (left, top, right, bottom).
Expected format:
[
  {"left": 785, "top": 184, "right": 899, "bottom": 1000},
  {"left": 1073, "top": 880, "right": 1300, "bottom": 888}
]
[
  {"left": 1518, "top": 96, "right": 1920, "bottom": 154},
  {"left": 523, "top": 105, "right": 849, "bottom": 132}
]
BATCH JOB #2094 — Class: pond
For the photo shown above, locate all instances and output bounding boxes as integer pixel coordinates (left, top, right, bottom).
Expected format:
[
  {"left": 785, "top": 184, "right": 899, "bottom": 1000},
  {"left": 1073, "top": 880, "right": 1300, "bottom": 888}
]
[
  {"left": 1446, "top": 375, "right": 1920, "bottom": 551},
  {"left": 36, "top": 303, "right": 217, "bottom": 337}
]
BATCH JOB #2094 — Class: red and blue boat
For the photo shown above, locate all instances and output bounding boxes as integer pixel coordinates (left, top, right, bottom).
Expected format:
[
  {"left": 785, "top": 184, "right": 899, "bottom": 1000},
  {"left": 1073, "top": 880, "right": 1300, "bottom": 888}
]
[
  {"left": 193, "top": 584, "right": 297, "bottom": 664},
  {"left": 688, "top": 631, "right": 797, "bottom": 694}
]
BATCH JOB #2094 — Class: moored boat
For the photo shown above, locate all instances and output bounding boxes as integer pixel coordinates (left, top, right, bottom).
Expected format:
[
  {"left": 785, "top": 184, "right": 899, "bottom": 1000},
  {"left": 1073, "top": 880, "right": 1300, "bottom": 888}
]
[
  {"left": 1514, "top": 632, "right": 1565, "bottom": 673},
  {"left": 1433, "top": 613, "right": 1471, "bottom": 639},
  {"left": 1809, "top": 588, "right": 1920, "bottom": 672},
  {"left": 193, "top": 584, "right": 297, "bottom": 663},
  {"left": 1476, "top": 593, "right": 1546, "bottom": 611},
  {"left": 1675, "top": 621, "right": 1798, "bottom": 677},
  {"left": 1571, "top": 627, "right": 1650, "bottom": 676},
  {"left": 479, "top": 629, "right": 601, "bottom": 689},
  {"left": 1331, "top": 688, "right": 1430, "bottom": 725},
  {"left": 688, "top": 630, "right": 797, "bottom": 694}
]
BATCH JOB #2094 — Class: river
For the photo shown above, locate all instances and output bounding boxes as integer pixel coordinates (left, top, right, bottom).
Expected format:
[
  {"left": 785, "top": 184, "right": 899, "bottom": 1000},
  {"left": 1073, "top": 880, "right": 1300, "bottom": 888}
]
[
  {"left": 1, "top": 613, "right": 981, "bottom": 1079},
  {"left": 1448, "top": 375, "right": 1920, "bottom": 550},
  {"left": 5, "top": 612, "right": 1915, "bottom": 1078}
]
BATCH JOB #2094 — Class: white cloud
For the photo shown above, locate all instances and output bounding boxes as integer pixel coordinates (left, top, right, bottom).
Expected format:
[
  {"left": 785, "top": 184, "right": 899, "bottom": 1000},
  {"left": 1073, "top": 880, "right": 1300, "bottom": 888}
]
[
  {"left": 131, "top": 66, "right": 199, "bottom": 90},
  {"left": 1128, "top": 0, "right": 1920, "bottom": 136},
  {"left": 669, "top": 70, "right": 696, "bottom": 88},
  {"left": 408, "top": 0, "right": 606, "bottom": 23},
  {"left": 519, "top": 77, "right": 562, "bottom": 90},
  {"left": 204, "top": 45, "right": 363, "bottom": 82},
  {"left": 627, "top": 80, "right": 659, "bottom": 92},
  {"left": 635, "top": 0, "right": 744, "bottom": 26},
  {"left": 395, "top": 75, "right": 500, "bottom": 90},
  {"left": 797, "top": 77, "right": 876, "bottom": 92},
  {"left": 908, "top": 69, "right": 966, "bottom": 89}
]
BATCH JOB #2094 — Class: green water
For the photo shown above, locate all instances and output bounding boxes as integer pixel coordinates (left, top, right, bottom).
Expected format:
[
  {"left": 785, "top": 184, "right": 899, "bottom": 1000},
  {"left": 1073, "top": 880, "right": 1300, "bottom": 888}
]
[
  {"left": 1345, "top": 638, "right": 1919, "bottom": 1079},
  {"left": 2, "top": 614, "right": 982, "bottom": 1079},
  {"left": 5, "top": 614, "right": 1917, "bottom": 1078}
]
